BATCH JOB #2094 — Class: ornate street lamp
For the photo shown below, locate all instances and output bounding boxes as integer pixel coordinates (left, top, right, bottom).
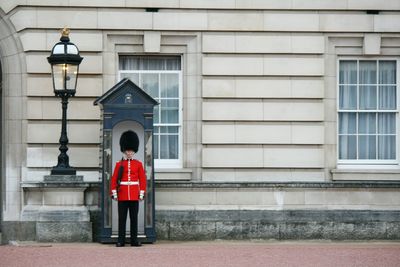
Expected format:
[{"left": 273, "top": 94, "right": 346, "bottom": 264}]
[{"left": 47, "top": 28, "right": 83, "bottom": 175}]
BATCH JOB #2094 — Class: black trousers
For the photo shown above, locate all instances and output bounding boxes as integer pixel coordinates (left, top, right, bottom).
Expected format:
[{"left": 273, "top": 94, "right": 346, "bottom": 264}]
[{"left": 118, "top": 201, "right": 139, "bottom": 244}]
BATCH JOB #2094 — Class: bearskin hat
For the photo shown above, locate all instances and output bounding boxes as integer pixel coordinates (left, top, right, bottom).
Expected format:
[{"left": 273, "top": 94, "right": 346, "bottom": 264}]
[{"left": 119, "top": 130, "right": 139, "bottom": 152}]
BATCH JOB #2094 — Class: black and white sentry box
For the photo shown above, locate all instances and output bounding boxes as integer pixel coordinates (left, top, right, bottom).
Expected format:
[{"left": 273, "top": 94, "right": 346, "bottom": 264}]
[{"left": 94, "top": 78, "right": 158, "bottom": 243}]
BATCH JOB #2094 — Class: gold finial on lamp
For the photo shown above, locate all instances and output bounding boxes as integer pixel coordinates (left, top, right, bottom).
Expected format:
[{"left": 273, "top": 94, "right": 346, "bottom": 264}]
[{"left": 61, "top": 27, "right": 70, "bottom": 38}]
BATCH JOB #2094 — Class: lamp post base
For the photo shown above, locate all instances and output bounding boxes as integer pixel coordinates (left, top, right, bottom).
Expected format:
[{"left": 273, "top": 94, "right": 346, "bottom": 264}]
[{"left": 51, "top": 167, "right": 76, "bottom": 175}]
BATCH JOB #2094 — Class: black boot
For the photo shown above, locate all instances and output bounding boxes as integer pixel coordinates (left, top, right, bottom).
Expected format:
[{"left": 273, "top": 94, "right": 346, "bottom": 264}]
[{"left": 116, "top": 242, "right": 125, "bottom": 247}]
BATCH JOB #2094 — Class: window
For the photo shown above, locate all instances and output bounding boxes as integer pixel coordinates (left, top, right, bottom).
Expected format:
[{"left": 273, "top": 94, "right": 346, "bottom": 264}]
[
  {"left": 119, "top": 56, "right": 182, "bottom": 168},
  {"left": 338, "top": 59, "right": 398, "bottom": 165}
]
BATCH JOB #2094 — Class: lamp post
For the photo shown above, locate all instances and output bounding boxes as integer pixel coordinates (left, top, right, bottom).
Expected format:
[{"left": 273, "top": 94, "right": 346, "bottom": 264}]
[{"left": 47, "top": 28, "right": 83, "bottom": 175}]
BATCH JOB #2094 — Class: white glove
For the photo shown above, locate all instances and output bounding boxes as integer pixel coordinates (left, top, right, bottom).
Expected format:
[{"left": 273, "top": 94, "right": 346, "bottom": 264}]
[
  {"left": 139, "top": 190, "right": 145, "bottom": 200},
  {"left": 112, "top": 190, "right": 118, "bottom": 201}
]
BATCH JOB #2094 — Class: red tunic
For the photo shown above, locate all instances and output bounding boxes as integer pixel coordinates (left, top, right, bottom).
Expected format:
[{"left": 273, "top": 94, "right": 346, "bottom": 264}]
[{"left": 110, "top": 159, "right": 146, "bottom": 201}]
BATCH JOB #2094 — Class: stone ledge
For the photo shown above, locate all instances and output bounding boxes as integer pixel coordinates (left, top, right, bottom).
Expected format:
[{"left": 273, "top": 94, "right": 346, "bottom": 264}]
[
  {"left": 21, "top": 181, "right": 100, "bottom": 188},
  {"left": 155, "top": 181, "right": 400, "bottom": 189}
]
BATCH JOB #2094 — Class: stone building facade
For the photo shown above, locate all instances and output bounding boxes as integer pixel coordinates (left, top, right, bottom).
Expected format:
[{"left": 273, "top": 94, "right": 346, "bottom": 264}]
[{"left": 1, "top": 0, "right": 400, "bottom": 242}]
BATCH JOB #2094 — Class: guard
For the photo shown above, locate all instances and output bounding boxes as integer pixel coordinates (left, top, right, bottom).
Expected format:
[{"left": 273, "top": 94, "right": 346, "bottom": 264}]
[{"left": 110, "top": 130, "right": 146, "bottom": 247}]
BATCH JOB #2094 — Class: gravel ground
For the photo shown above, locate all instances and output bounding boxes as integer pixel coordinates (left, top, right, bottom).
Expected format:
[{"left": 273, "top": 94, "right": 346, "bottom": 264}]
[{"left": 1, "top": 240, "right": 400, "bottom": 267}]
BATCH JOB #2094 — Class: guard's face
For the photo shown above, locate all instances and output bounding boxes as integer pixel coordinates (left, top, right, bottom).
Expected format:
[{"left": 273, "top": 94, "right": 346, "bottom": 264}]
[{"left": 124, "top": 150, "right": 134, "bottom": 159}]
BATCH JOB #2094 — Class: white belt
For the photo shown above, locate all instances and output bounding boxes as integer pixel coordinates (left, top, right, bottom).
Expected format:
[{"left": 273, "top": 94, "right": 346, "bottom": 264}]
[{"left": 120, "top": 181, "right": 139, "bottom": 185}]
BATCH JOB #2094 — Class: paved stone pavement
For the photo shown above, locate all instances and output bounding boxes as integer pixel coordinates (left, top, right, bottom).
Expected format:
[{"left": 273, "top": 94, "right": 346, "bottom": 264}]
[{"left": 0, "top": 240, "right": 400, "bottom": 267}]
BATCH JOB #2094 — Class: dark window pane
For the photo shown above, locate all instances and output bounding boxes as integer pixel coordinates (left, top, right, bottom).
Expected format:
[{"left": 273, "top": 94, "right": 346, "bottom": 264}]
[
  {"left": 359, "top": 85, "right": 377, "bottom": 110},
  {"left": 161, "top": 73, "right": 179, "bottom": 98},
  {"left": 142, "top": 73, "right": 159, "bottom": 98},
  {"left": 379, "top": 61, "right": 396, "bottom": 84},
  {"left": 339, "top": 113, "right": 357, "bottom": 134},
  {"left": 378, "top": 136, "right": 396, "bottom": 159},
  {"left": 339, "top": 135, "right": 357, "bottom": 159},
  {"left": 379, "top": 86, "right": 396, "bottom": 110},
  {"left": 160, "top": 134, "right": 178, "bottom": 159},
  {"left": 358, "top": 113, "right": 376, "bottom": 134},
  {"left": 378, "top": 113, "right": 396, "bottom": 134},
  {"left": 359, "top": 61, "right": 377, "bottom": 84},
  {"left": 339, "top": 85, "right": 357, "bottom": 109},
  {"left": 160, "top": 99, "right": 179, "bottom": 124},
  {"left": 358, "top": 135, "right": 376, "bottom": 159},
  {"left": 339, "top": 61, "right": 357, "bottom": 84}
]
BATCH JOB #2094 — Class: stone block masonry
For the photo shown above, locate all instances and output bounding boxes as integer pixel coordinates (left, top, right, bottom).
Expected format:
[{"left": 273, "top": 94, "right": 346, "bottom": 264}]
[
  {"left": 156, "top": 210, "right": 400, "bottom": 241},
  {"left": 155, "top": 181, "right": 400, "bottom": 241}
]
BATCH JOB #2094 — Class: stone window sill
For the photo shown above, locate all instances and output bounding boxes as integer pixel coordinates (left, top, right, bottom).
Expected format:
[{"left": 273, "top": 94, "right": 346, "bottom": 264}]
[{"left": 331, "top": 169, "right": 400, "bottom": 181}]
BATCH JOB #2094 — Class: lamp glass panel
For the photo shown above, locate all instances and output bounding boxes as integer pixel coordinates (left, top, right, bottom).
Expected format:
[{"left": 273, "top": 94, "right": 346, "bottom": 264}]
[
  {"left": 53, "top": 44, "right": 64, "bottom": 54},
  {"left": 67, "top": 44, "right": 78, "bottom": 54},
  {"left": 52, "top": 64, "right": 65, "bottom": 91},
  {"left": 52, "top": 64, "right": 78, "bottom": 91},
  {"left": 66, "top": 64, "right": 78, "bottom": 90}
]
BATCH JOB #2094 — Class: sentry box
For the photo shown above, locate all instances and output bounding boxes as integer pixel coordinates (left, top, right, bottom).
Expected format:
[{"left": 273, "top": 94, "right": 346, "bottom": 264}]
[{"left": 94, "top": 78, "right": 158, "bottom": 243}]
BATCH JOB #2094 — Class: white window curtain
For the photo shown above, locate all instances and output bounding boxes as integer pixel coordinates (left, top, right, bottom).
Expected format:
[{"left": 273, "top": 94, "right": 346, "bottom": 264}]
[
  {"left": 119, "top": 56, "right": 181, "bottom": 71},
  {"left": 119, "top": 56, "right": 181, "bottom": 164},
  {"left": 338, "top": 60, "right": 397, "bottom": 162}
]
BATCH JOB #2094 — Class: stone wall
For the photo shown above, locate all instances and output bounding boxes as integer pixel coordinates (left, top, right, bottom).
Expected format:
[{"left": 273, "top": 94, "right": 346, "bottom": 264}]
[
  {"left": 156, "top": 209, "right": 400, "bottom": 240},
  {"left": 155, "top": 181, "right": 400, "bottom": 240}
]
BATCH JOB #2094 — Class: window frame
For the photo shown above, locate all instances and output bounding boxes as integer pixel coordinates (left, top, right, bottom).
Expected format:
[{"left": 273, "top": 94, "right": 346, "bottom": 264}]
[
  {"left": 118, "top": 56, "right": 183, "bottom": 169},
  {"left": 336, "top": 58, "right": 400, "bottom": 168}
]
